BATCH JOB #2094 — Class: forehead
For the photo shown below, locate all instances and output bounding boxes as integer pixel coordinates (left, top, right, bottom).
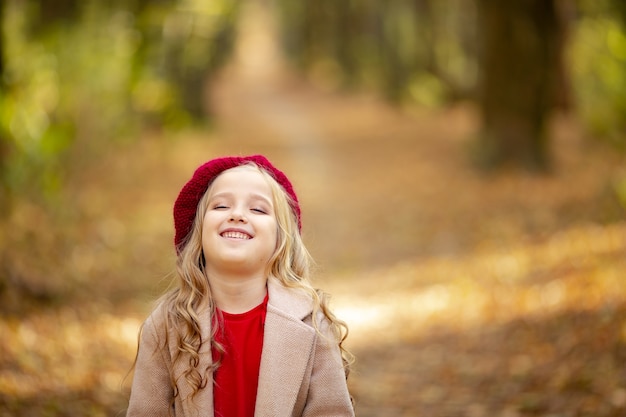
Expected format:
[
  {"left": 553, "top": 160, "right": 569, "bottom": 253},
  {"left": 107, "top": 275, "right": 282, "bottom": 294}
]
[{"left": 209, "top": 166, "right": 273, "bottom": 197}]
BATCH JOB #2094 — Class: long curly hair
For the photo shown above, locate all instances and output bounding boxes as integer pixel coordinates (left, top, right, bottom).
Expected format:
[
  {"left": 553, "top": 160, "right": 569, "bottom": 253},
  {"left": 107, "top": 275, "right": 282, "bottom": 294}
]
[{"left": 156, "top": 163, "right": 352, "bottom": 402}]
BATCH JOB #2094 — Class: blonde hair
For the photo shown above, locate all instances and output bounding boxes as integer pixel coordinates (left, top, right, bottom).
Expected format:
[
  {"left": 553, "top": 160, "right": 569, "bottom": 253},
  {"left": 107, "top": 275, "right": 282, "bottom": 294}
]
[{"left": 157, "top": 163, "right": 352, "bottom": 402}]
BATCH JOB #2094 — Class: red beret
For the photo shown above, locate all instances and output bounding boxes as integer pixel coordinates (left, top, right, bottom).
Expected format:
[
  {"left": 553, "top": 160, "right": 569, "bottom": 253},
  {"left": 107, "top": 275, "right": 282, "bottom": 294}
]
[{"left": 173, "top": 155, "right": 301, "bottom": 251}]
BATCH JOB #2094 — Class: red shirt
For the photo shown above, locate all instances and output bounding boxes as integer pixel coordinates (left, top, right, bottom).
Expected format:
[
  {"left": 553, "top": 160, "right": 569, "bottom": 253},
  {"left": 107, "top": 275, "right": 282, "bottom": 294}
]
[{"left": 212, "top": 295, "right": 268, "bottom": 417}]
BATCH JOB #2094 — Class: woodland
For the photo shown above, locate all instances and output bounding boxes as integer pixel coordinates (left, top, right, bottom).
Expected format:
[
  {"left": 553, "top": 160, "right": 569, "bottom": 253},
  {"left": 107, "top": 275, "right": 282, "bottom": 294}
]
[{"left": 0, "top": 0, "right": 625, "bottom": 416}]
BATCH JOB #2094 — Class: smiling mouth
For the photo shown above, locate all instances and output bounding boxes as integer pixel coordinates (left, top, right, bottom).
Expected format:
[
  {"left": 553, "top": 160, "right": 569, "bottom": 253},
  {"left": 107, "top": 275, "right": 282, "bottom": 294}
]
[{"left": 221, "top": 231, "right": 251, "bottom": 240}]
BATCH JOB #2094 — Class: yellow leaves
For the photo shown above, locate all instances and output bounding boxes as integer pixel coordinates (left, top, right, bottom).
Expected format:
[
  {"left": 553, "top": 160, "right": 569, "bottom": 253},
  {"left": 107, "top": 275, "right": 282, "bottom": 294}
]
[
  {"left": 331, "top": 222, "right": 626, "bottom": 415},
  {"left": 333, "top": 222, "right": 626, "bottom": 346},
  {"left": 0, "top": 308, "right": 140, "bottom": 402}
]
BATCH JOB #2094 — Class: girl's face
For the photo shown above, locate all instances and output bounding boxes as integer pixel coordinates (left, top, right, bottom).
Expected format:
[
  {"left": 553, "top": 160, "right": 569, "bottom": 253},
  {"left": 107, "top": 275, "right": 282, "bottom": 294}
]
[{"left": 201, "top": 166, "right": 278, "bottom": 278}]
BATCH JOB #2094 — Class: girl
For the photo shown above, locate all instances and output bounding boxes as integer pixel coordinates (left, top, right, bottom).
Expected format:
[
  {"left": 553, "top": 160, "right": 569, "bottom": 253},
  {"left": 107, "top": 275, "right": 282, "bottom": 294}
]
[{"left": 127, "top": 155, "right": 354, "bottom": 417}]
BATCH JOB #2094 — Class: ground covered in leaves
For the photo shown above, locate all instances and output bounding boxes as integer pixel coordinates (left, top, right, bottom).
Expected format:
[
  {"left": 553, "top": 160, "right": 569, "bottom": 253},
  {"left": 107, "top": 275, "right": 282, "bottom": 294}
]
[{"left": 2, "top": 28, "right": 626, "bottom": 417}]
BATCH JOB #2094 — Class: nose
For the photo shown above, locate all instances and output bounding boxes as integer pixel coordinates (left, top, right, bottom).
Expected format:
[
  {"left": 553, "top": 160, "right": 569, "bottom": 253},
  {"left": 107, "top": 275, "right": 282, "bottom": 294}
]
[{"left": 229, "top": 207, "right": 247, "bottom": 223}]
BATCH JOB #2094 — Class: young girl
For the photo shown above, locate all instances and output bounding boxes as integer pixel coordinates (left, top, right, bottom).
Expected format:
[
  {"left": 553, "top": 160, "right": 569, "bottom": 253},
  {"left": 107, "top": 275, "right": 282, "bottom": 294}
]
[{"left": 127, "top": 155, "right": 354, "bottom": 417}]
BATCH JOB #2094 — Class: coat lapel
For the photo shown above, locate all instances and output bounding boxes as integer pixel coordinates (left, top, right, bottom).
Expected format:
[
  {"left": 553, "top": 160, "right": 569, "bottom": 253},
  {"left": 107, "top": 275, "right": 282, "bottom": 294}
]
[{"left": 255, "top": 280, "right": 315, "bottom": 416}]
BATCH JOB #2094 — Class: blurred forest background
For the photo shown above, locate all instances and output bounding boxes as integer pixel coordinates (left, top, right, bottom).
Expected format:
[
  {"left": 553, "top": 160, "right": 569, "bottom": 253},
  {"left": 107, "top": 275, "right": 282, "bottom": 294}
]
[{"left": 1, "top": 0, "right": 625, "bottom": 416}]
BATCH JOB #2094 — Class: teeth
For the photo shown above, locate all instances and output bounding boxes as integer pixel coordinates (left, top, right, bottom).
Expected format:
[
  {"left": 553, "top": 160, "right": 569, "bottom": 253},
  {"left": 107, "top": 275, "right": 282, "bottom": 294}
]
[{"left": 222, "top": 231, "right": 250, "bottom": 240}]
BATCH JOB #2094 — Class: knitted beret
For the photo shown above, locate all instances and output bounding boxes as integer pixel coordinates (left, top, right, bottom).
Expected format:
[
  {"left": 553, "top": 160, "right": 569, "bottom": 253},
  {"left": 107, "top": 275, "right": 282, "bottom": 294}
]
[{"left": 173, "top": 155, "right": 301, "bottom": 251}]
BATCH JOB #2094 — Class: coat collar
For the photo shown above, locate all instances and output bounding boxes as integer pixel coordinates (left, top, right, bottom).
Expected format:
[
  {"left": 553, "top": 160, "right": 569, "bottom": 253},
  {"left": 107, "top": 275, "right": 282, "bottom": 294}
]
[{"left": 266, "top": 278, "right": 314, "bottom": 319}]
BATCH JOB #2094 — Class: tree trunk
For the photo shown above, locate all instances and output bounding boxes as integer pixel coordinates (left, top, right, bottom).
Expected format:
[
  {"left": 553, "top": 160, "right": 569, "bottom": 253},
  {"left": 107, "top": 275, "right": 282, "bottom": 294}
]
[{"left": 476, "top": 0, "right": 561, "bottom": 171}]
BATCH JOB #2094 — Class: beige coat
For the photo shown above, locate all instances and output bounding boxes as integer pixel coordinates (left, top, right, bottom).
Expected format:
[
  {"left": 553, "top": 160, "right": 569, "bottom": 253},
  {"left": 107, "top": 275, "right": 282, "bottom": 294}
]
[{"left": 127, "top": 280, "right": 355, "bottom": 417}]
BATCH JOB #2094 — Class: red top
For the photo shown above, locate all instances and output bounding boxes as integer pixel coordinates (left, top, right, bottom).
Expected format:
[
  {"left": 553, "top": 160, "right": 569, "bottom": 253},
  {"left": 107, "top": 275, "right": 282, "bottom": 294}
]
[{"left": 212, "top": 295, "right": 268, "bottom": 417}]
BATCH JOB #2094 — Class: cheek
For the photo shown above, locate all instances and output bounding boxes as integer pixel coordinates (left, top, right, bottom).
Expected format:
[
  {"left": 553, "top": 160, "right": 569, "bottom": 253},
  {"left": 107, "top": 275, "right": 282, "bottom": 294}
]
[
  {"left": 202, "top": 211, "right": 220, "bottom": 231},
  {"left": 201, "top": 213, "right": 219, "bottom": 245},
  {"left": 261, "top": 220, "right": 278, "bottom": 252}
]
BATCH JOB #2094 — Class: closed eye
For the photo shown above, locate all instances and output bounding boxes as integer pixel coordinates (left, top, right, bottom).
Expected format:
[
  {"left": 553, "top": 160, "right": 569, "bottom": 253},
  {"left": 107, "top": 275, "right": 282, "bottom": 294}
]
[{"left": 251, "top": 208, "right": 267, "bottom": 214}]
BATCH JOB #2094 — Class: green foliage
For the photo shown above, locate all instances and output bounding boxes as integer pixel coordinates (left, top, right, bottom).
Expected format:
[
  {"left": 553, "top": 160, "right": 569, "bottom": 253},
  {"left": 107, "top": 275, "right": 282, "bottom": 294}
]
[
  {"left": 1, "top": 1, "right": 140, "bottom": 202},
  {"left": 0, "top": 0, "right": 240, "bottom": 206},
  {"left": 156, "top": 0, "right": 240, "bottom": 121},
  {"left": 274, "top": 0, "right": 477, "bottom": 106},
  {"left": 570, "top": 10, "right": 626, "bottom": 149},
  {"left": 2, "top": 2, "right": 72, "bottom": 201}
]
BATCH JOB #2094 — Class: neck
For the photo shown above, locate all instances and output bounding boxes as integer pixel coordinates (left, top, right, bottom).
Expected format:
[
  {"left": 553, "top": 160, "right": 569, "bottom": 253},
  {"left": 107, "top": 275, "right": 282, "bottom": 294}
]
[{"left": 206, "top": 268, "right": 268, "bottom": 314}]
